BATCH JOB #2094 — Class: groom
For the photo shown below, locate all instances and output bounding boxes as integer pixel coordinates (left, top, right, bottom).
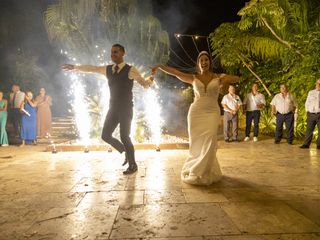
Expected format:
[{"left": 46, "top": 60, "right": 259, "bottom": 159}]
[{"left": 62, "top": 43, "right": 153, "bottom": 174}]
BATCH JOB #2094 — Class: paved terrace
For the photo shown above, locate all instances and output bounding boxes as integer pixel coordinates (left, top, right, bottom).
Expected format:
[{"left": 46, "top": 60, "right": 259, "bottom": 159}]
[{"left": 0, "top": 139, "right": 319, "bottom": 240}]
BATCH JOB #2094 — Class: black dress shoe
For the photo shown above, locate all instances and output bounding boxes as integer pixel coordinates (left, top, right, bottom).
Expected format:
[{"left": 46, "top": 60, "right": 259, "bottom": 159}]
[
  {"left": 123, "top": 165, "right": 138, "bottom": 175},
  {"left": 287, "top": 142, "right": 293, "bottom": 145},
  {"left": 122, "top": 158, "right": 128, "bottom": 166},
  {"left": 300, "top": 145, "right": 309, "bottom": 149},
  {"left": 274, "top": 140, "right": 280, "bottom": 144},
  {"left": 317, "top": 146, "right": 320, "bottom": 150}
]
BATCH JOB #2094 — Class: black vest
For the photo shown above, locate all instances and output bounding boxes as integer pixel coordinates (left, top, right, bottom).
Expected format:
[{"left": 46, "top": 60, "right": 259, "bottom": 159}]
[{"left": 106, "top": 64, "right": 133, "bottom": 108}]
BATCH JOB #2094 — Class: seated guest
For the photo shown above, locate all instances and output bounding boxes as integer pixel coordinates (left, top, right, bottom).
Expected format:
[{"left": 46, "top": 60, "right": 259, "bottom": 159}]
[
  {"left": 20, "top": 91, "right": 37, "bottom": 146},
  {"left": 0, "top": 91, "right": 9, "bottom": 146}
]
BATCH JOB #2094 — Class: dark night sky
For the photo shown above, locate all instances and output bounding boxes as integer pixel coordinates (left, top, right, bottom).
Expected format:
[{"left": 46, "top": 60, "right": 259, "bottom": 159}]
[
  {"left": 152, "top": 0, "right": 247, "bottom": 69},
  {"left": 153, "top": 0, "right": 246, "bottom": 36}
]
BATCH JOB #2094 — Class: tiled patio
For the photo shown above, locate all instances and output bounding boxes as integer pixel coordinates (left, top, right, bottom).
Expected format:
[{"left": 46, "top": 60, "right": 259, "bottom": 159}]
[{"left": 0, "top": 139, "right": 319, "bottom": 239}]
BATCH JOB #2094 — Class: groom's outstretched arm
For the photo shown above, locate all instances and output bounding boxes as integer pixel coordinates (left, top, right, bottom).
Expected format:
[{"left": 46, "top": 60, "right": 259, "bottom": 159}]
[{"left": 62, "top": 64, "right": 107, "bottom": 77}]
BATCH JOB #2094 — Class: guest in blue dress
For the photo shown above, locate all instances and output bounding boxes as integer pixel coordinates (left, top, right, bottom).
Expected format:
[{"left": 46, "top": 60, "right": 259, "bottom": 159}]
[{"left": 20, "top": 91, "right": 37, "bottom": 146}]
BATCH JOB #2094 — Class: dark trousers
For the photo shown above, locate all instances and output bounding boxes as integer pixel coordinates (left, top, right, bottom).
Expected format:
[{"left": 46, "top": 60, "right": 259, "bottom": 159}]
[
  {"left": 275, "top": 112, "right": 294, "bottom": 143},
  {"left": 11, "top": 108, "right": 22, "bottom": 136},
  {"left": 101, "top": 107, "right": 136, "bottom": 167},
  {"left": 245, "top": 110, "right": 261, "bottom": 137},
  {"left": 302, "top": 112, "right": 320, "bottom": 147}
]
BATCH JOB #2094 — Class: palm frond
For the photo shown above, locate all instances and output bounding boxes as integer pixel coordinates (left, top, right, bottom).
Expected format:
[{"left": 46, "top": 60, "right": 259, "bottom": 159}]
[{"left": 238, "top": 35, "right": 286, "bottom": 58}]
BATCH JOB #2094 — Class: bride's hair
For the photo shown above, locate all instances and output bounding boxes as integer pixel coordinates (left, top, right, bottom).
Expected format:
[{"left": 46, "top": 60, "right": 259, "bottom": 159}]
[{"left": 196, "top": 51, "right": 213, "bottom": 73}]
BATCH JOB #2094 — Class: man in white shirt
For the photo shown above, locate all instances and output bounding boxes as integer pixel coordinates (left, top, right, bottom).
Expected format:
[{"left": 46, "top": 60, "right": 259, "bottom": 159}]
[
  {"left": 243, "top": 83, "right": 266, "bottom": 142},
  {"left": 300, "top": 79, "right": 320, "bottom": 149},
  {"left": 271, "top": 84, "right": 297, "bottom": 144},
  {"left": 221, "top": 85, "right": 242, "bottom": 142},
  {"left": 63, "top": 43, "right": 153, "bottom": 174},
  {"left": 9, "top": 84, "right": 25, "bottom": 137}
]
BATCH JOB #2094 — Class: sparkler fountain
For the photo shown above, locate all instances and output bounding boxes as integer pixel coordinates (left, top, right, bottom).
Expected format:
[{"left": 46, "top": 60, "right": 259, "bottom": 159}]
[
  {"left": 69, "top": 72, "right": 91, "bottom": 151},
  {"left": 143, "top": 82, "right": 162, "bottom": 151},
  {"left": 54, "top": 46, "right": 168, "bottom": 152}
]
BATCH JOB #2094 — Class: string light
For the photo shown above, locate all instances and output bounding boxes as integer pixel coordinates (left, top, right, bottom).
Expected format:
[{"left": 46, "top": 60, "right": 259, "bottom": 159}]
[
  {"left": 171, "top": 33, "right": 211, "bottom": 70},
  {"left": 174, "top": 35, "right": 197, "bottom": 64},
  {"left": 174, "top": 33, "right": 208, "bottom": 39}
]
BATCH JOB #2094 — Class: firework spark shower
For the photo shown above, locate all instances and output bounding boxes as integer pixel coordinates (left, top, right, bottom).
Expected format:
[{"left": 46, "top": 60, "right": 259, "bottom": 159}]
[{"left": 62, "top": 48, "right": 163, "bottom": 146}]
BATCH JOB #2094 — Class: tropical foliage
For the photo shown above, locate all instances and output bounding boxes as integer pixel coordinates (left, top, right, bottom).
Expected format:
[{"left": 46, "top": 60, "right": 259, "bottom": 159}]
[
  {"left": 209, "top": 0, "right": 320, "bottom": 138},
  {"left": 13, "top": 53, "right": 49, "bottom": 94}
]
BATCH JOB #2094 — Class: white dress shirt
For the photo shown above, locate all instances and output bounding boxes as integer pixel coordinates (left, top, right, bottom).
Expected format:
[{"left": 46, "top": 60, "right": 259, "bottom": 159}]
[
  {"left": 243, "top": 92, "right": 266, "bottom": 111},
  {"left": 112, "top": 62, "right": 152, "bottom": 88},
  {"left": 270, "top": 93, "right": 297, "bottom": 114},
  {"left": 305, "top": 89, "right": 320, "bottom": 113},
  {"left": 221, "top": 93, "right": 242, "bottom": 112},
  {"left": 11, "top": 90, "right": 25, "bottom": 108}
]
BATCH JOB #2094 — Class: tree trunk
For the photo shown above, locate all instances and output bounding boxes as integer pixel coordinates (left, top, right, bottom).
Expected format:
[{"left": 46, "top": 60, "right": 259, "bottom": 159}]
[{"left": 261, "top": 17, "right": 303, "bottom": 57}]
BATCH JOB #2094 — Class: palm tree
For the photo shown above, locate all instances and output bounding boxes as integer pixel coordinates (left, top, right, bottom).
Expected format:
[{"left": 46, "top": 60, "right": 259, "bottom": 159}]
[{"left": 44, "top": 0, "right": 169, "bottom": 65}]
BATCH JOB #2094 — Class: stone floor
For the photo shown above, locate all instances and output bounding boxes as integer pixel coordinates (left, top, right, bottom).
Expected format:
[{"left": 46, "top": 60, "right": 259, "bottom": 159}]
[{"left": 0, "top": 138, "right": 320, "bottom": 240}]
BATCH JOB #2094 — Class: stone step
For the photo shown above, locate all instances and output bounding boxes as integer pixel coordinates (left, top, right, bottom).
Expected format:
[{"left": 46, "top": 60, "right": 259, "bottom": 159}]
[
  {"left": 52, "top": 121, "right": 74, "bottom": 125},
  {"left": 49, "top": 117, "right": 77, "bottom": 140},
  {"left": 52, "top": 123, "right": 75, "bottom": 129}
]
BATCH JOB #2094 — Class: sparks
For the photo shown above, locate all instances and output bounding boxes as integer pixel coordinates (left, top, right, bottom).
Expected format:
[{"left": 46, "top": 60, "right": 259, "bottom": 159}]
[{"left": 69, "top": 73, "right": 91, "bottom": 146}]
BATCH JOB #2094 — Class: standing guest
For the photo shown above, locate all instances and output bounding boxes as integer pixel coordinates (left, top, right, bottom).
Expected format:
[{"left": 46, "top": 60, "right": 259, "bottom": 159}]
[
  {"left": 20, "top": 91, "right": 37, "bottom": 146},
  {"left": 0, "top": 91, "right": 9, "bottom": 146},
  {"left": 35, "top": 88, "right": 52, "bottom": 138},
  {"left": 9, "top": 84, "right": 25, "bottom": 137},
  {"left": 300, "top": 79, "right": 320, "bottom": 149},
  {"left": 221, "top": 85, "right": 242, "bottom": 142},
  {"left": 271, "top": 84, "right": 298, "bottom": 144},
  {"left": 243, "top": 83, "right": 266, "bottom": 142}
]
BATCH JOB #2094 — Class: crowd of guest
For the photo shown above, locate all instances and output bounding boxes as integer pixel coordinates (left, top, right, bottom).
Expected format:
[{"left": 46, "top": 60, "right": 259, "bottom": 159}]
[
  {"left": 0, "top": 79, "right": 319, "bottom": 149},
  {"left": 0, "top": 84, "right": 52, "bottom": 147},
  {"left": 221, "top": 79, "right": 320, "bottom": 149}
]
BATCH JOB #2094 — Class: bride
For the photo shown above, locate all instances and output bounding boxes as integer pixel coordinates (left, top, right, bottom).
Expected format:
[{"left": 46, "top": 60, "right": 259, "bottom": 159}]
[{"left": 152, "top": 51, "right": 239, "bottom": 185}]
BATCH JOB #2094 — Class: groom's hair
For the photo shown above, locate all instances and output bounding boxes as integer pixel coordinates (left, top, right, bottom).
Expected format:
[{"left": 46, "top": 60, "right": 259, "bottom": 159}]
[{"left": 112, "top": 43, "right": 125, "bottom": 53}]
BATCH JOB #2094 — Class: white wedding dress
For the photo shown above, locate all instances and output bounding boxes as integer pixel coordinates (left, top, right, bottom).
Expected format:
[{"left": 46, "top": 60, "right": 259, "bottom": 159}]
[{"left": 181, "top": 75, "right": 224, "bottom": 185}]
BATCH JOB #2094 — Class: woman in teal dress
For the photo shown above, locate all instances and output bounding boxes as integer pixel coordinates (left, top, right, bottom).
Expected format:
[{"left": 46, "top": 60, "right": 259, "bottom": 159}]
[
  {"left": 20, "top": 91, "right": 37, "bottom": 146},
  {"left": 0, "top": 91, "right": 9, "bottom": 146}
]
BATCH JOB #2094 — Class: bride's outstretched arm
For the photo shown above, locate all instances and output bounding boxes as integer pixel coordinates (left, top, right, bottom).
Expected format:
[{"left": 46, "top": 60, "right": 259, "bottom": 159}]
[
  {"left": 152, "top": 64, "right": 193, "bottom": 84},
  {"left": 220, "top": 74, "right": 240, "bottom": 86}
]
